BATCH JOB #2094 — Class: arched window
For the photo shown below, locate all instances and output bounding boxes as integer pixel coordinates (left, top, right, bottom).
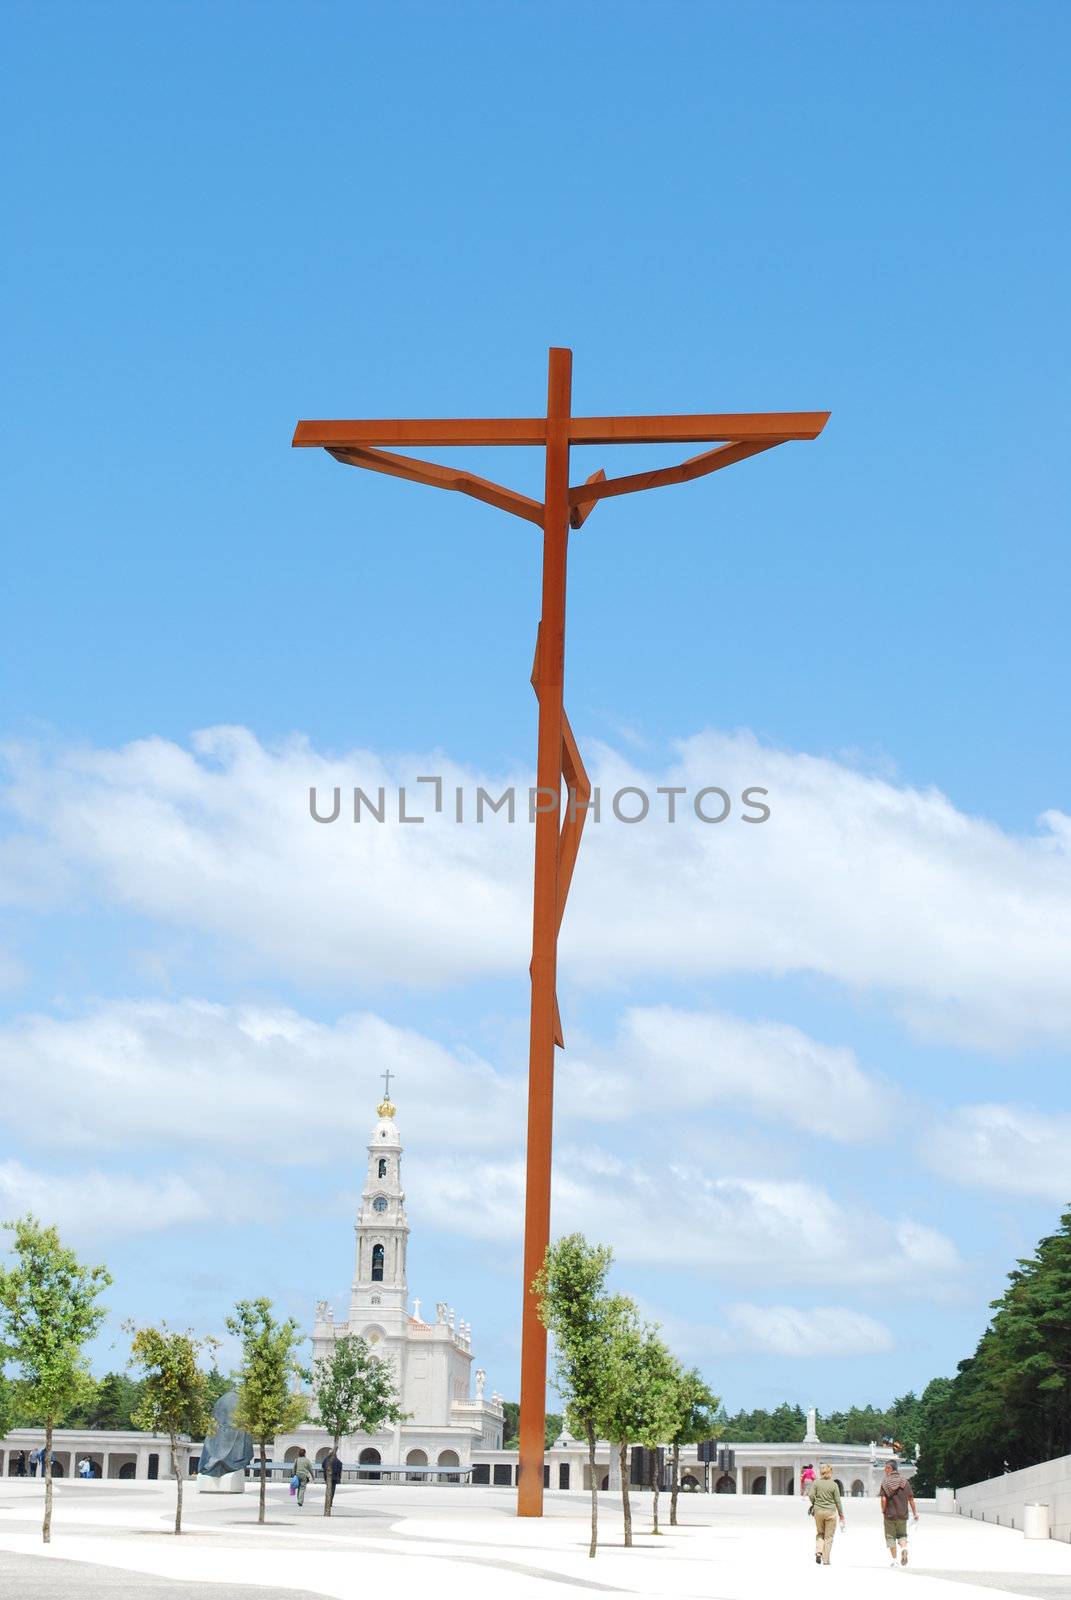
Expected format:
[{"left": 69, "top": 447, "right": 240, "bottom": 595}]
[
  {"left": 378, "top": 1158, "right": 388, "bottom": 1178},
  {"left": 371, "top": 1243, "right": 385, "bottom": 1282}
]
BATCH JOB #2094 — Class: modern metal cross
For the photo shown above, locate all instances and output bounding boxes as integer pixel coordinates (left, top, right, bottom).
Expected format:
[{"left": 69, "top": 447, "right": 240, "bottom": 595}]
[{"left": 293, "top": 348, "right": 828, "bottom": 1517}]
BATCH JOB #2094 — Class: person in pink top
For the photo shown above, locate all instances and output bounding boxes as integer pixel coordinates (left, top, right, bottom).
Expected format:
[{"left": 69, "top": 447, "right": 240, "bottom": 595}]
[{"left": 800, "top": 1462, "right": 816, "bottom": 1494}]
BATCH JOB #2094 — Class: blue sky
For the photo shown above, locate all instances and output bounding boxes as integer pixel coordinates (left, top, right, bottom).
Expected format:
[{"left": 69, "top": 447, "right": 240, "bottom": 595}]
[{"left": 2, "top": 0, "right": 1070, "bottom": 1416}]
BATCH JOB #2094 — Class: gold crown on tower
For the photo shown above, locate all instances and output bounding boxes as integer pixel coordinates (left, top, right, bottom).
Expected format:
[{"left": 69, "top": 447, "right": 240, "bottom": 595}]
[{"left": 377, "top": 1098, "right": 396, "bottom": 1119}]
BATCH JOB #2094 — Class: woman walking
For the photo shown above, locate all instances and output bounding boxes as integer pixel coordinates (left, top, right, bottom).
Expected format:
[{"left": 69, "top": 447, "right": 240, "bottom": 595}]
[
  {"left": 293, "top": 1448, "right": 313, "bottom": 1508},
  {"left": 807, "top": 1464, "right": 846, "bottom": 1566}
]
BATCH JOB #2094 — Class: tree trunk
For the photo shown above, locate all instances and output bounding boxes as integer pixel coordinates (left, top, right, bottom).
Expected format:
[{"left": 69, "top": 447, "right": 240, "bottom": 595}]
[
  {"left": 586, "top": 1419, "right": 598, "bottom": 1558},
  {"left": 619, "top": 1441, "right": 632, "bottom": 1548},
  {"left": 42, "top": 1420, "right": 54, "bottom": 1544},
  {"left": 258, "top": 1442, "right": 267, "bottom": 1524},
  {"left": 670, "top": 1441, "right": 680, "bottom": 1527},
  {"left": 171, "top": 1432, "right": 182, "bottom": 1535},
  {"left": 651, "top": 1452, "right": 660, "bottom": 1534}
]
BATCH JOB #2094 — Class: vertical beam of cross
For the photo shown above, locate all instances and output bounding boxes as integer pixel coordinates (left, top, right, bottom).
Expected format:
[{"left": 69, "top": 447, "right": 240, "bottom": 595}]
[{"left": 517, "top": 347, "right": 573, "bottom": 1517}]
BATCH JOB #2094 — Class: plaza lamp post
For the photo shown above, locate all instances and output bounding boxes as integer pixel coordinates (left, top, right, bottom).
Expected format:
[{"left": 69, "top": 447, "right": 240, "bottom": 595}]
[{"left": 293, "top": 348, "right": 828, "bottom": 1516}]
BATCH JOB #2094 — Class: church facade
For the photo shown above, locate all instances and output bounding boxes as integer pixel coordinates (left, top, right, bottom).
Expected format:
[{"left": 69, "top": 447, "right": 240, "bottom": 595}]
[{"left": 276, "top": 1091, "right": 505, "bottom": 1476}]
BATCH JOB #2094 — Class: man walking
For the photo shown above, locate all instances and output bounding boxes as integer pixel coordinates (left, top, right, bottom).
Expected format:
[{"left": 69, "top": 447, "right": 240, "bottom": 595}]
[
  {"left": 322, "top": 1448, "right": 343, "bottom": 1511},
  {"left": 880, "top": 1459, "right": 919, "bottom": 1566}
]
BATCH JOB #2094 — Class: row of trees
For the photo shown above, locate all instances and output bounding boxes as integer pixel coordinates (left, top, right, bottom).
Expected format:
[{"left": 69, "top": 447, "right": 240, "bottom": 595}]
[
  {"left": 60, "top": 1368, "right": 230, "bottom": 1431},
  {"left": 534, "top": 1233, "right": 719, "bottom": 1558},
  {"left": 0, "top": 1215, "right": 404, "bottom": 1543},
  {"left": 716, "top": 1394, "right": 926, "bottom": 1451},
  {"left": 500, "top": 1399, "right": 563, "bottom": 1451},
  {"left": 536, "top": 1208, "right": 1071, "bottom": 1510}
]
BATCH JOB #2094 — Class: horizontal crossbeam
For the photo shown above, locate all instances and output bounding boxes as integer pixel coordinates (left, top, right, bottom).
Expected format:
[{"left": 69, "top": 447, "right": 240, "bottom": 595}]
[
  {"left": 567, "top": 412, "right": 829, "bottom": 445},
  {"left": 293, "top": 411, "right": 829, "bottom": 450}
]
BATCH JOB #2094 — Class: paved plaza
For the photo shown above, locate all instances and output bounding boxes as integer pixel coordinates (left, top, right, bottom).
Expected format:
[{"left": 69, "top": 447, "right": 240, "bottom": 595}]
[{"left": 2, "top": 1481, "right": 1071, "bottom": 1600}]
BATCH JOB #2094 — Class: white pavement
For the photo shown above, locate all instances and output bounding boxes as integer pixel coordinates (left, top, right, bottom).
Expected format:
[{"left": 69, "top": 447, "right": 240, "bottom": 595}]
[{"left": 3, "top": 1480, "right": 1071, "bottom": 1600}]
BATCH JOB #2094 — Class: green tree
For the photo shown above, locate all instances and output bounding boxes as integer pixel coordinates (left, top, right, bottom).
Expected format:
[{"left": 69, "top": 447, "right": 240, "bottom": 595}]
[
  {"left": 225, "top": 1299, "right": 308, "bottom": 1525},
  {"left": 501, "top": 1400, "right": 561, "bottom": 1452},
  {"left": 127, "top": 1325, "right": 219, "bottom": 1534},
  {"left": 0, "top": 1216, "right": 111, "bottom": 1543},
  {"left": 909, "top": 1377, "right": 955, "bottom": 1494},
  {"left": 917, "top": 1211, "right": 1071, "bottom": 1488},
  {"left": 312, "top": 1332, "right": 405, "bottom": 1516},
  {"left": 595, "top": 1313, "right": 679, "bottom": 1545},
  {"left": 665, "top": 1366, "right": 720, "bottom": 1526},
  {"left": 719, "top": 1403, "right": 803, "bottom": 1442},
  {"left": 203, "top": 1367, "right": 232, "bottom": 1414},
  {"left": 66, "top": 1370, "right": 145, "bottom": 1430},
  {"left": 0, "top": 1370, "right": 14, "bottom": 1440},
  {"left": 544, "top": 1411, "right": 564, "bottom": 1450},
  {"left": 534, "top": 1234, "right": 631, "bottom": 1558}
]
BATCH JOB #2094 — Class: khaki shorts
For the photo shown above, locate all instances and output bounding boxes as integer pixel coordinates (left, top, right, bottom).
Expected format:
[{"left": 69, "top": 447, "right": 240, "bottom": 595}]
[{"left": 884, "top": 1516, "right": 908, "bottom": 1541}]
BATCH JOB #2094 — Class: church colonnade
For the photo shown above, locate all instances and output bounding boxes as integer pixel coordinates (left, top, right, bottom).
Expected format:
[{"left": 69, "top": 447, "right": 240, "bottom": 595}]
[{"left": 0, "top": 1429, "right": 197, "bottom": 1481}]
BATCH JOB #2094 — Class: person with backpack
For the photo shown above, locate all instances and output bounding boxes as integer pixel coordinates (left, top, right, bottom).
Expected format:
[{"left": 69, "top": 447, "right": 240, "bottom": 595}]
[
  {"left": 880, "top": 1460, "right": 919, "bottom": 1567},
  {"left": 292, "top": 1448, "right": 313, "bottom": 1508}
]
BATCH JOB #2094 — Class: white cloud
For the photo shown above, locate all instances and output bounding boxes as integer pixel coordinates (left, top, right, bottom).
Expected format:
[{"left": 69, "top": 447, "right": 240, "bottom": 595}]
[
  {"left": 3, "top": 725, "right": 1069, "bottom": 1048},
  {"left": 722, "top": 1304, "right": 894, "bottom": 1357},
  {"left": 637, "top": 1301, "right": 893, "bottom": 1361},
  {"left": 0, "top": 994, "right": 956, "bottom": 1275},
  {"left": 560, "top": 1007, "right": 886, "bottom": 1142},
  {"left": 0, "top": 999, "right": 520, "bottom": 1162},
  {"left": 0, "top": 1160, "right": 236, "bottom": 1239},
  {"left": 410, "top": 1148, "right": 961, "bottom": 1292},
  {"left": 0, "top": 992, "right": 894, "bottom": 1166},
  {"left": 918, "top": 1103, "right": 1071, "bottom": 1203}
]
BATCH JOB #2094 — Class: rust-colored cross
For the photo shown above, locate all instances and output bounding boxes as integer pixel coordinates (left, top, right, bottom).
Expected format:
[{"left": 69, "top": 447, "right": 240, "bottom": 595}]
[{"left": 293, "top": 348, "right": 828, "bottom": 1517}]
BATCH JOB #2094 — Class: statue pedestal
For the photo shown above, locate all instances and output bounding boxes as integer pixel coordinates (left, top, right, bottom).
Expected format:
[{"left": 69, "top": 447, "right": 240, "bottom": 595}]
[{"left": 198, "top": 1470, "right": 246, "bottom": 1494}]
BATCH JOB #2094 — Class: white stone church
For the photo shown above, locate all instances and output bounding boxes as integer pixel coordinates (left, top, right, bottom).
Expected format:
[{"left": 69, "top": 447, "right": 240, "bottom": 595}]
[{"left": 276, "top": 1088, "right": 505, "bottom": 1477}]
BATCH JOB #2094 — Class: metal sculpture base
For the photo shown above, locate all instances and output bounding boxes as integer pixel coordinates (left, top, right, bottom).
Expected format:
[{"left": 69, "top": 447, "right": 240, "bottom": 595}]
[{"left": 197, "top": 1469, "right": 246, "bottom": 1494}]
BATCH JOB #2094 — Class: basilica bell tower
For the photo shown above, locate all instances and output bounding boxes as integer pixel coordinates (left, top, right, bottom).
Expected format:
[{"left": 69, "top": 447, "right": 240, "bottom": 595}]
[{"left": 350, "top": 1075, "right": 409, "bottom": 1328}]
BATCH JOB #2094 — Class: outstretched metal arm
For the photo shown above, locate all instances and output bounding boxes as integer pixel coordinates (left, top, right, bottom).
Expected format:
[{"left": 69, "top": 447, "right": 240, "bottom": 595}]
[
  {"left": 328, "top": 442, "right": 544, "bottom": 527},
  {"left": 569, "top": 438, "right": 783, "bottom": 513}
]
